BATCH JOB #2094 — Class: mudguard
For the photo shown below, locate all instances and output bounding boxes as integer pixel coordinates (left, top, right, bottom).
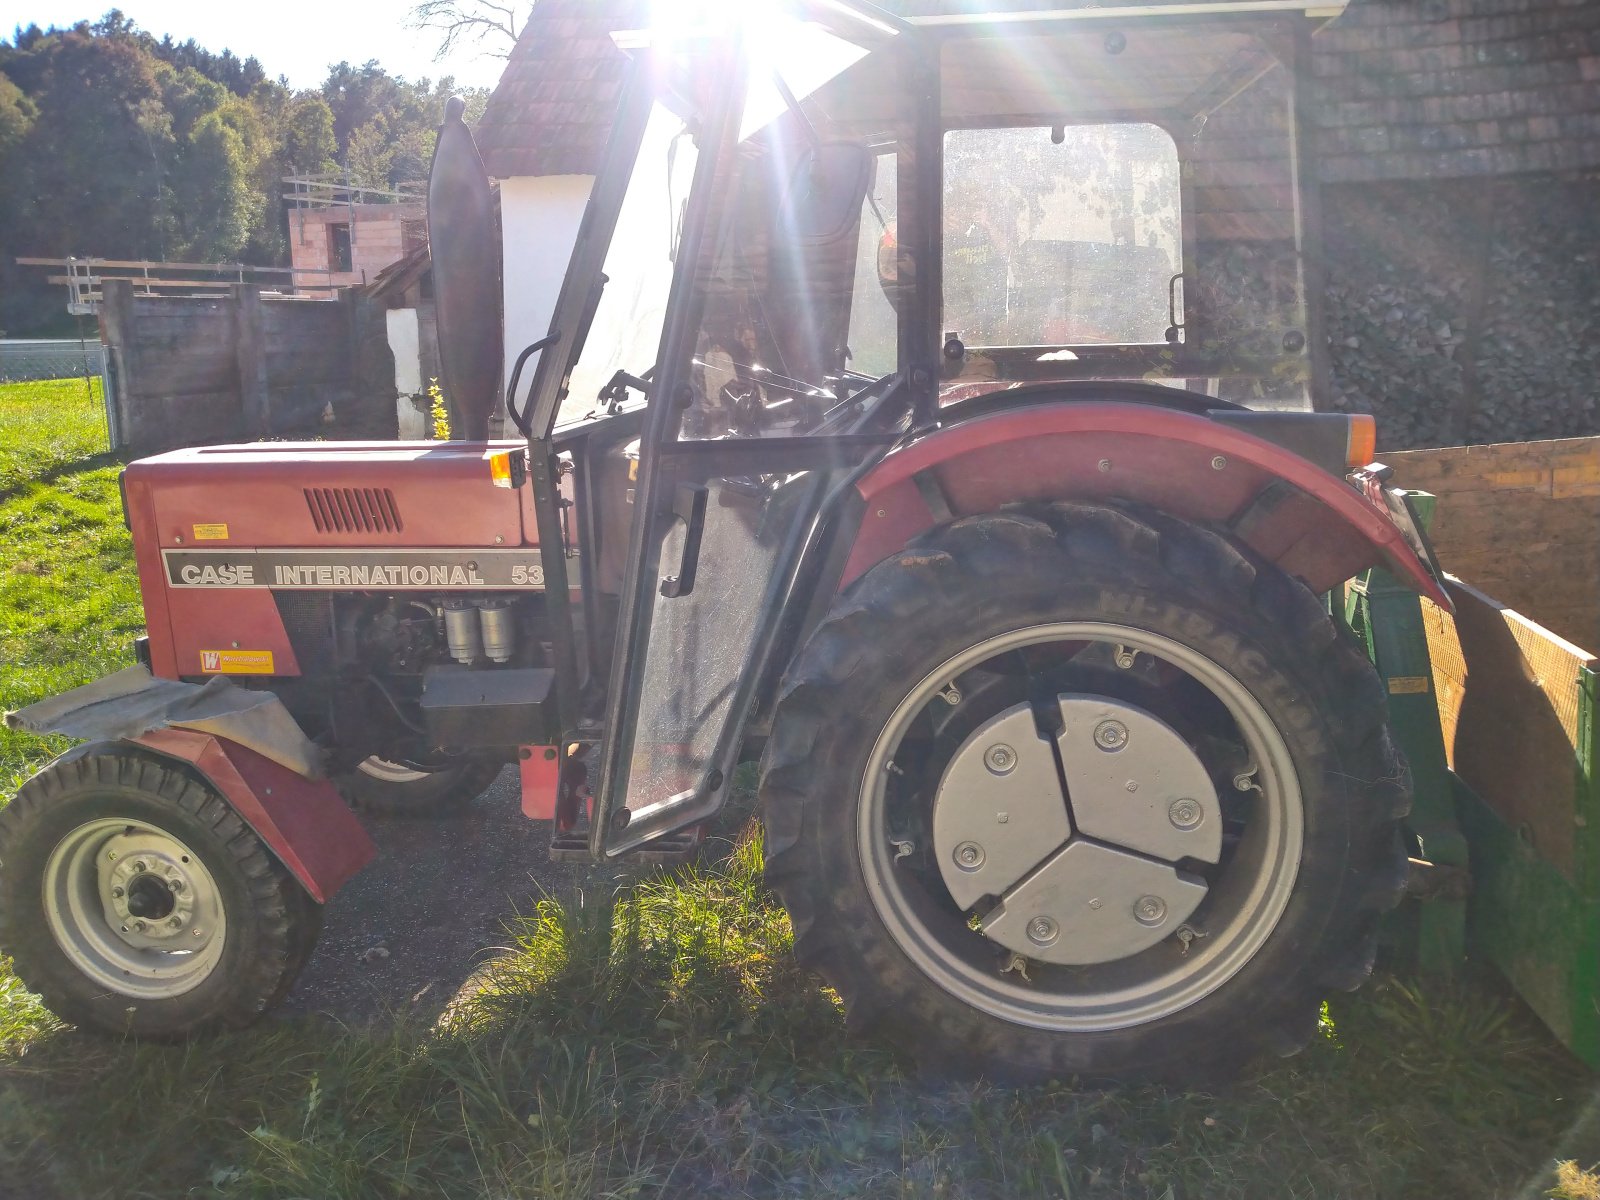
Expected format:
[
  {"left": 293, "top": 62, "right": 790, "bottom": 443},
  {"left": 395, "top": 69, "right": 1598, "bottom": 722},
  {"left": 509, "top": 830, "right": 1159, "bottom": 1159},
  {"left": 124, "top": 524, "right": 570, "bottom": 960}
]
[
  {"left": 130, "top": 728, "right": 373, "bottom": 903},
  {"left": 840, "top": 402, "right": 1450, "bottom": 608}
]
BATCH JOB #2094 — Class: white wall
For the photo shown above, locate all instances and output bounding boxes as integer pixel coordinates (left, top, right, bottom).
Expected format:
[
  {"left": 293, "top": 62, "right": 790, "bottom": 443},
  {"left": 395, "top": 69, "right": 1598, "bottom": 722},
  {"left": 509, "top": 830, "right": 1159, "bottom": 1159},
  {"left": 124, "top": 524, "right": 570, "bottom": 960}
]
[
  {"left": 386, "top": 307, "right": 422, "bottom": 396},
  {"left": 497, "top": 174, "right": 593, "bottom": 432}
]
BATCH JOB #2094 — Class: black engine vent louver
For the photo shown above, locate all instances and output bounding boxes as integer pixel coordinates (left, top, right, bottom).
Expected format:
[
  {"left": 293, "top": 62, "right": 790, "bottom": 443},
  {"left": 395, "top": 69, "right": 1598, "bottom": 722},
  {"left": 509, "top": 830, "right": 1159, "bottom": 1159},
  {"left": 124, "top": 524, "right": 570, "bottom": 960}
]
[{"left": 304, "top": 487, "right": 403, "bottom": 534}]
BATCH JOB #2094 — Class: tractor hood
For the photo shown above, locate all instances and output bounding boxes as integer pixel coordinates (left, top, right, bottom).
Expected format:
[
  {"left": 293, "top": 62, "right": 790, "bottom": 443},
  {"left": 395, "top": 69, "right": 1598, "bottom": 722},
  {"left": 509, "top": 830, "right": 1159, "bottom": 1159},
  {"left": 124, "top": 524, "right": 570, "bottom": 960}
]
[{"left": 121, "top": 440, "right": 539, "bottom": 550}]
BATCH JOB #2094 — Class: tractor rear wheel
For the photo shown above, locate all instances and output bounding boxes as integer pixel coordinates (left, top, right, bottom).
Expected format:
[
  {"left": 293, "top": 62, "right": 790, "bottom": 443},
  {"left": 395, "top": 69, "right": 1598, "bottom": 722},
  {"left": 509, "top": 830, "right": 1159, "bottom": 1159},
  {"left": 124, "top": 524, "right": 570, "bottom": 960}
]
[
  {"left": 0, "top": 748, "right": 321, "bottom": 1037},
  {"left": 337, "top": 755, "right": 502, "bottom": 818},
  {"left": 759, "top": 504, "right": 1409, "bottom": 1082}
]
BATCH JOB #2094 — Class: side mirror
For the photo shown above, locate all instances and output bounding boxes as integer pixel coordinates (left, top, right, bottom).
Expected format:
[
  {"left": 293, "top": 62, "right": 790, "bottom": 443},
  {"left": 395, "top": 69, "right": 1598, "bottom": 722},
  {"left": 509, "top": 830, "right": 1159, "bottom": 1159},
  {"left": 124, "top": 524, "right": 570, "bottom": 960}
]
[{"left": 781, "top": 141, "right": 874, "bottom": 245}]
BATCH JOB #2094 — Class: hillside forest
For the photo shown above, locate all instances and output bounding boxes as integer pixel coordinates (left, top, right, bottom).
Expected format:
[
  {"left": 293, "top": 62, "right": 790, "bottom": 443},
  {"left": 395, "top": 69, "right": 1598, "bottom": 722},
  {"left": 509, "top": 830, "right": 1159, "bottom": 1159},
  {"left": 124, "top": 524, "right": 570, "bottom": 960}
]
[{"left": 0, "top": 10, "right": 490, "bottom": 335}]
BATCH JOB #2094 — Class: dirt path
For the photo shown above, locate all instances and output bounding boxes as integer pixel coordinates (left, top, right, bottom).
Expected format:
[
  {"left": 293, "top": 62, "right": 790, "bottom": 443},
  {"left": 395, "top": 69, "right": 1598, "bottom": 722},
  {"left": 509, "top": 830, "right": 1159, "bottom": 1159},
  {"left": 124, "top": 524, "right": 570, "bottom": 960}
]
[{"left": 281, "top": 768, "right": 593, "bottom": 1024}]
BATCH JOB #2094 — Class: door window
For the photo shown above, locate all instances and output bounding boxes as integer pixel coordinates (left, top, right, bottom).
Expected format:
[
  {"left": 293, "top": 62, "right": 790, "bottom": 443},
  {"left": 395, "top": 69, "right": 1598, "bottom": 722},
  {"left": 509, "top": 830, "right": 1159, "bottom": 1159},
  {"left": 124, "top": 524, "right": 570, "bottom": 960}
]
[
  {"left": 942, "top": 123, "right": 1181, "bottom": 348},
  {"left": 846, "top": 151, "right": 899, "bottom": 379}
]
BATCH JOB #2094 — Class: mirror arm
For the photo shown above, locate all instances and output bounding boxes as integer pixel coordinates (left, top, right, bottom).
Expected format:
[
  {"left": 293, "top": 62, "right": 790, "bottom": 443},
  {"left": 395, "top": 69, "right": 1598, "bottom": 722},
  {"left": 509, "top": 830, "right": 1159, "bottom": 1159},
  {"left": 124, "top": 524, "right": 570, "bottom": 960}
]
[{"left": 771, "top": 69, "right": 824, "bottom": 157}]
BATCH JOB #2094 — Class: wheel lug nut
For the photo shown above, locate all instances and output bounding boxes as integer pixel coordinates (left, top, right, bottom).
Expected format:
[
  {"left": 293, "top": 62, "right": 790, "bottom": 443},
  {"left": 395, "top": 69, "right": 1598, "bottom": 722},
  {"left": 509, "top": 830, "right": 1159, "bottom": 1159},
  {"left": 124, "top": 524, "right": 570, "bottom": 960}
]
[
  {"left": 984, "top": 744, "right": 1017, "bottom": 775},
  {"left": 1026, "top": 915, "right": 1059, "bottom": 946},
  {"left": 133, "top": 920, "right": 147, "bottom": 933},
  {"left": 111, "top": 886, "right": 124, "bottom": 899},
  {"left": 1134, "top": 895, "right": 1168, "bottom": 927},
  {"left": 953, "top": 841, "right": 985, "bottom": 871},
  {"left": 1169, "top": 798, "right": 1204, "bottom": 830},
  {"left": 170, "top": 880, "right": 184, "bottom": 892},
  {"left": 1093, "top": 720, "right": 1129, "bottom": 751},
  {"left": 168, "top": 917, "right": 182, "bottom": 929},
  {"left": 132, "top": 861, "right": 146, "bottom": 874}
]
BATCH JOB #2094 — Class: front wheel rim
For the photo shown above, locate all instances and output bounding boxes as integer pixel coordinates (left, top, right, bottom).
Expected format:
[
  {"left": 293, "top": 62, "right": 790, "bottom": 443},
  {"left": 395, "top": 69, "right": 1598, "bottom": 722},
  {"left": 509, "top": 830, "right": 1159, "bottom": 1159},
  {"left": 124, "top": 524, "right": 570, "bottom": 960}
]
[
  {"left": 42, "top": 818, "right": 228, "bottom": 999},
  {"left": 858, "top": 621, "right": 1304, "bottom": 1033}
]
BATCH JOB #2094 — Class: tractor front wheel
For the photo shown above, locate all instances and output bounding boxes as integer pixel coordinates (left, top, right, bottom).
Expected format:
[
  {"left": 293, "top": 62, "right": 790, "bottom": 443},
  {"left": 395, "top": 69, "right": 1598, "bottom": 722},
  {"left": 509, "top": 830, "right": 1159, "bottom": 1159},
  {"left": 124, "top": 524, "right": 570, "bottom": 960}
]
[
  {"left": 759, "top": 504, "right": 1410, "bottom": 1082},
  {"left": 0, "top": 749, "right": 320, "bottom": 1037}
]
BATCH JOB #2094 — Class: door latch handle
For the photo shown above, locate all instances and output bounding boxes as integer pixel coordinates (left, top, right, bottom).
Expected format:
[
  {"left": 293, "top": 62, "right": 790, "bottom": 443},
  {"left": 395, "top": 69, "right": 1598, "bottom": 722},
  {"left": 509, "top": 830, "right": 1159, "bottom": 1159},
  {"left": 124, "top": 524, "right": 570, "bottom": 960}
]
[{"left": 659, "top": 482, "right": 708, "bottom": 598}]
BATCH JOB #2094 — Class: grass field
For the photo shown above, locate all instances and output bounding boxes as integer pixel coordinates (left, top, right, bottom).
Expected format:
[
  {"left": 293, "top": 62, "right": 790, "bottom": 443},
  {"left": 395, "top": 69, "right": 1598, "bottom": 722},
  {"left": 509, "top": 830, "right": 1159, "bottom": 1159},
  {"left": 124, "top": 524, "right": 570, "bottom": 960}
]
[{"left": 0, "top": 377, "right": 1596, "bottom": 1199}]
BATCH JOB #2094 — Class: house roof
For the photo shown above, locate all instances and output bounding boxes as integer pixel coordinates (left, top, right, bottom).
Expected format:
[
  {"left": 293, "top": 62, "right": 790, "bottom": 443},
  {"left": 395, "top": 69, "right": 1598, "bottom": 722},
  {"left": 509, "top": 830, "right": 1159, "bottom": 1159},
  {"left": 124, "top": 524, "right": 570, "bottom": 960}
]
[
  {"left": 474, "top": 0, "right": 1600, "bottom": 184},
  {"left": 364, "top": 243, "right": 432, "bottom": 304},
  {"left": 475, "top": 0, "right": 648, "bottom": 179},
  {"left": 1311, "top": 0, "right": 1600, "bottom": 183}
]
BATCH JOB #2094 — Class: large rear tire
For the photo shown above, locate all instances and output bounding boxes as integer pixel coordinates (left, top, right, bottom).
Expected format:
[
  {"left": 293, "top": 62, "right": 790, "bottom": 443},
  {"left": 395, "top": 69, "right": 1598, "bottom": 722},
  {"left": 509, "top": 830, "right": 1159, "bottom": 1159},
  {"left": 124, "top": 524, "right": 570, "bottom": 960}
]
[
  {"left": 759, "top": 504, "right": 1409, "bottom": 1082},
  {"left": 0, "top": 749, "right": 321, "bottom": 1038}
]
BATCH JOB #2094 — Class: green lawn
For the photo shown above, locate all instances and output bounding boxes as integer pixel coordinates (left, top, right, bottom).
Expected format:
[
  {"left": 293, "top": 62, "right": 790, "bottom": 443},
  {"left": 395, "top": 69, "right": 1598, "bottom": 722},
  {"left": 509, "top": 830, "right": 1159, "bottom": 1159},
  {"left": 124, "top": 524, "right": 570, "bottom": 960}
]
[
  {"left": 0, "top": 377, "right": 1594, "bottom": 1199},
  {"left": 0, "top": 377, "right": 141, "bottom": 796}
]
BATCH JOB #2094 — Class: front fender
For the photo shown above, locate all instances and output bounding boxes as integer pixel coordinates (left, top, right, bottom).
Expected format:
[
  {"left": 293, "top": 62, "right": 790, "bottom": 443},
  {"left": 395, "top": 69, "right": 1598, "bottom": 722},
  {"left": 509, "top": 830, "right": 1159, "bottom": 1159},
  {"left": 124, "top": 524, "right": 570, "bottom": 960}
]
[
  {"left": 839, "top": 402, "right": 1449, "bottom": 607},
  {"left": 131, "top": 728, "right": 373, "bottom": 903}
]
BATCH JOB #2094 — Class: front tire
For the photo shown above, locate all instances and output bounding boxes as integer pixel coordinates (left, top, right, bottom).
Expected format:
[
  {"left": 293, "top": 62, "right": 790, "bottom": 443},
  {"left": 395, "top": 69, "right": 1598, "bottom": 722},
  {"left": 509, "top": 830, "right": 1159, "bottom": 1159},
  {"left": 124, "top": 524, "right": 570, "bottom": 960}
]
[
  {"left": 0, "top": 749, "right": 320, "bottom": 1038},
  {"left": 759, "top": 504, "right": 1409, "bottom": 1082}
]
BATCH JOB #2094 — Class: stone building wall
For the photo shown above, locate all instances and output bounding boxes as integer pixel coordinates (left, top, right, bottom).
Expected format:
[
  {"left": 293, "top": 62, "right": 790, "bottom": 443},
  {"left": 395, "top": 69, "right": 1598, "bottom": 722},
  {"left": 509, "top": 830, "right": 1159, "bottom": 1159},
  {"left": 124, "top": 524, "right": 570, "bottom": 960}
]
[{"left": 1322, "top": 171, "right": 1600, "bottom": 450}]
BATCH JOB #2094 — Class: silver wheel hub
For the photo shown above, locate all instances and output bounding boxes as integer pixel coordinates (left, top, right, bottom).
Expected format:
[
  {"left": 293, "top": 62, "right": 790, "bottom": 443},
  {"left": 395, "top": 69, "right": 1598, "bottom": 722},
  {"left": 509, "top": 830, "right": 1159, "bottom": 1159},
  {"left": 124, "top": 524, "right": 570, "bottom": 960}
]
[
  {"left": 102, "top": 834, "right": 203, "bottom": 943},
  {"left": 861, "top": 622, "right": 1304, "bottom": 1033},
  {"left": 43, "top": 820, "right": 227, "bottom": 999},
  {"left": 933, "top": 695, "right": 1220, "bottom": 966}
]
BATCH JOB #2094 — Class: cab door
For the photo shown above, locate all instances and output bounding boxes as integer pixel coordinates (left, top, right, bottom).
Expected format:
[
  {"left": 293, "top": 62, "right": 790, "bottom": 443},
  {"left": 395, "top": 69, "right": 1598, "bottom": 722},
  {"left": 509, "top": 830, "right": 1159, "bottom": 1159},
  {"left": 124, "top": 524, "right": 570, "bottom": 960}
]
[{"left": 589, "top": 17, "right": 911, "bottom": 856}]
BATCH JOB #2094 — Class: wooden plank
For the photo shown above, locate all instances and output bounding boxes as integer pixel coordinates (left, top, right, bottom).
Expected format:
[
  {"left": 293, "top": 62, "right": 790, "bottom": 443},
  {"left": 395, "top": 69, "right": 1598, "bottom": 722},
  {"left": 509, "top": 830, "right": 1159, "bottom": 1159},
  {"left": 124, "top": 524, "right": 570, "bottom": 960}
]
[
  {"left": 1388, "top": 438, "right": 1600, "bottom": 653},
  {"left": 24, "top": 256, "right": 315, "bottom": 275},
  {"left": 1424, "top": 576, "right": 1594, "bottom": 881}
]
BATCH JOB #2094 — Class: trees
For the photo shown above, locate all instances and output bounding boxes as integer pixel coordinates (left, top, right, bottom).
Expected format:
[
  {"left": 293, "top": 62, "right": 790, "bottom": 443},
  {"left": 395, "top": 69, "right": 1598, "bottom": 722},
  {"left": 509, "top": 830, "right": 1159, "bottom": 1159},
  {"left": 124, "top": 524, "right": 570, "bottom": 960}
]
[{"left": 0, "top": 15, "right": 492, "bottom": 333}]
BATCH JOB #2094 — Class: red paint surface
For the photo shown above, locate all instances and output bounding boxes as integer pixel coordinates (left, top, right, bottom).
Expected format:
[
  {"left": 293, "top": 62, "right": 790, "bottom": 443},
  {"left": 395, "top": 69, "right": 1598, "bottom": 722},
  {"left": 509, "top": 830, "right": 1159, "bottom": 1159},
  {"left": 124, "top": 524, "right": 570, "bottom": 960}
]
[
  {"left": 134, "top": 728, "right": 374, "bottom": 902},
  {"left": 163, "top": 588, "right": 303, "bottom": 678},
  {"left": 123, "top": 440, "right": 565, "bottom": 681},
  {"left": 518, "top": 745, "right": 562, "bottom": 820},
  {"left": 841, "top": 404, "right": 1450, "bottom": 607},
  {"left": 124, "top": 471, "right": 179, "bottom": 679},
  {"left": 123, "top": 440, "right": 533, "bottom": 549}
]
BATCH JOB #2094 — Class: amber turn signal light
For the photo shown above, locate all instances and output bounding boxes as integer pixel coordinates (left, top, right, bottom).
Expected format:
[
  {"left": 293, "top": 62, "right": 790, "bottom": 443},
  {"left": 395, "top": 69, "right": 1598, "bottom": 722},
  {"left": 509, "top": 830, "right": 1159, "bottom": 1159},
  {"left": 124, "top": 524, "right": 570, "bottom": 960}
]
[
  {"left": 1345, "top": 415, "right": 1377, "bottom": 469},
  {"left": 489, "top": 450, "right": 526, "bottom": 489}
]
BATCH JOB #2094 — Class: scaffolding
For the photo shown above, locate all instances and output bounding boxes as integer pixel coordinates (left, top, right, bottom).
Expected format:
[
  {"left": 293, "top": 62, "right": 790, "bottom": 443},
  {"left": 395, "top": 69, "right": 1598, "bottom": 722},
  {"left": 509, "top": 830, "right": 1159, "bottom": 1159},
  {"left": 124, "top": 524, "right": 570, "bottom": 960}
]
[{"left": 14, "top": 257, "right": 338, "bottom": 315}]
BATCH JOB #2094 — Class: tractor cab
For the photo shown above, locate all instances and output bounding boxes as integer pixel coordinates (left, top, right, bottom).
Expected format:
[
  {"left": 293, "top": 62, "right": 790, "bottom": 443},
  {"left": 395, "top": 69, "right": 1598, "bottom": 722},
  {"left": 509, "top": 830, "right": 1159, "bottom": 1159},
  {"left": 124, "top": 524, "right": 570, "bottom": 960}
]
[{"left": 506, "top": 0, "right": 1416, "bottom": 858}]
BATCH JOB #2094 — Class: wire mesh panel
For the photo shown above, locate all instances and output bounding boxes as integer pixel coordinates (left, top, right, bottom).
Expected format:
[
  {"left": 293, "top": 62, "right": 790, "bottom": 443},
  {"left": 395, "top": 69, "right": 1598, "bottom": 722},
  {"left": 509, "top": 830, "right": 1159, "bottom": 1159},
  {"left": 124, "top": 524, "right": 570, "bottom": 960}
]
[{"left": 0, "top": 340, "right": 105, "bottom": 383}]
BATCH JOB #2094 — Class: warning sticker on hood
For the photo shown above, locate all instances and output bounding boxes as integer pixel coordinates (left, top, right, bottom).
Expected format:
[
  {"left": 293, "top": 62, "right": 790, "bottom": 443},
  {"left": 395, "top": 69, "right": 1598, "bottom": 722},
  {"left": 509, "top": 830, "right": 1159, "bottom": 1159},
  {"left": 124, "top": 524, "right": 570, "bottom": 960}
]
[{"left": 200, "top": 650, "right": 275, "bottom": 674}]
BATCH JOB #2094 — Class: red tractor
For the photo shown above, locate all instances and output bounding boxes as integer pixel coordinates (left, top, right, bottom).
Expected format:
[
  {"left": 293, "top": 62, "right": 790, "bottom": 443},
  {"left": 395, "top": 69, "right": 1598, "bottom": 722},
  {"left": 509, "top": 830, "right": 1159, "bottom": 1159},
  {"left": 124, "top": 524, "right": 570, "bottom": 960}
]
[{"left": 2, "top": 0, "right": 1447, "bottom": 1081}]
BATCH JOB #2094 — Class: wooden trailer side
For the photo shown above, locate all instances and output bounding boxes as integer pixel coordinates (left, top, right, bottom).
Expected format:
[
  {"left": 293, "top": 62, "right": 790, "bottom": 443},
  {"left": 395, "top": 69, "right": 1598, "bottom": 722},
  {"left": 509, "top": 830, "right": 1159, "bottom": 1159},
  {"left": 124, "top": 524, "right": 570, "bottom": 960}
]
[
  {"left": 1421, "top": 579, "right": 1600, "bottom": 1064},
  {"left": 1388, "top": 437, "right": 1600, "bottom": 655}
]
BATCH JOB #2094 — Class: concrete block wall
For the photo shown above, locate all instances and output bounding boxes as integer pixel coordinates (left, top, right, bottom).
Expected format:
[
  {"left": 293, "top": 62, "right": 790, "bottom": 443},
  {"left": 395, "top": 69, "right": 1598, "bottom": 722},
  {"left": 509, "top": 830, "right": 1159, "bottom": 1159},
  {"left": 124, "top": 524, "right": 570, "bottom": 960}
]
[{"left": 99, "top": 280, "right": 398, "bottom": 455}]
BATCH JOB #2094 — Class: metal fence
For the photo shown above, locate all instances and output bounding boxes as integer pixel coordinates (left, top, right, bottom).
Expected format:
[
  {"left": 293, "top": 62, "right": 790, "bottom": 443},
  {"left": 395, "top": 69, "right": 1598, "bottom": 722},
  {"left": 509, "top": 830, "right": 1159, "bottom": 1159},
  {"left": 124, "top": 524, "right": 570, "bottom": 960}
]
[{"left": 0, "top": 338, "right": 107, "bottom": 383}]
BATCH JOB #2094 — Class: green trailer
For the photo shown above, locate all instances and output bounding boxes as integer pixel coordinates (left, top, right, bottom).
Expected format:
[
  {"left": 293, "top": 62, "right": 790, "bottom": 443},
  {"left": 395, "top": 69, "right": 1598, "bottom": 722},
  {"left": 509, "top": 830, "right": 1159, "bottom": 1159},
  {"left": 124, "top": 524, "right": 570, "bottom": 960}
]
[{"left": 1361, "top": 436, "right": 1600, "bottom": 1066}]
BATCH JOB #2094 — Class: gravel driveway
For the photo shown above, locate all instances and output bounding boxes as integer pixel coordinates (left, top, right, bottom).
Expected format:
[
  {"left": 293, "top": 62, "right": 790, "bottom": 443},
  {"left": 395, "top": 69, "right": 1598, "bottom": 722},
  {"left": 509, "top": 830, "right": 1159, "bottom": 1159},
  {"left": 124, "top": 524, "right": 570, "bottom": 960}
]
[{"left": 281, "top": 768, "right": 593, "bottom": 1024}]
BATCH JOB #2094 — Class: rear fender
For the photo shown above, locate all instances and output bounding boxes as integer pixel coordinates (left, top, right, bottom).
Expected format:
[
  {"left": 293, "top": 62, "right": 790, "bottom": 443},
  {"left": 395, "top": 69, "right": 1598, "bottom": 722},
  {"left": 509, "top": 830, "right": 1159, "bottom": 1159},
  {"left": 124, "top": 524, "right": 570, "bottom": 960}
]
[
  {"left": 127, "top": 728, "right": 374, "bottom": 902},
  {"left": 840, "top": 403, "right": 1449, "bottom": 607}
]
